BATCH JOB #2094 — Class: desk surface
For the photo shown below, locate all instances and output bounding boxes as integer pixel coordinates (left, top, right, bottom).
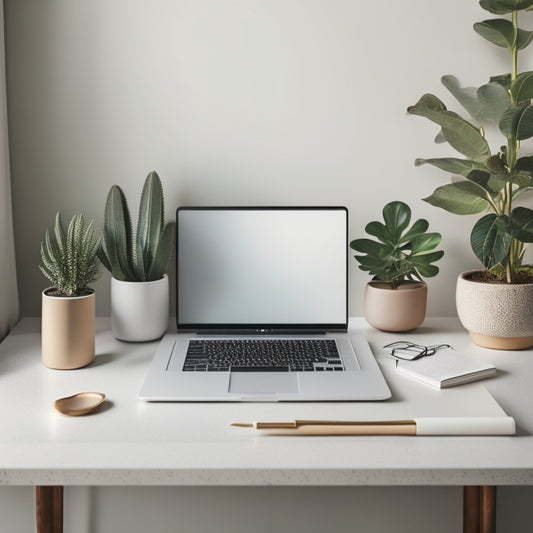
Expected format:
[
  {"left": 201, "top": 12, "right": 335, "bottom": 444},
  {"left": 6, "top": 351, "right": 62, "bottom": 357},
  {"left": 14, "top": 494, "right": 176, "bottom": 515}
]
[{"left": 0, "top": 317, "right": 532, "bottom": 486}]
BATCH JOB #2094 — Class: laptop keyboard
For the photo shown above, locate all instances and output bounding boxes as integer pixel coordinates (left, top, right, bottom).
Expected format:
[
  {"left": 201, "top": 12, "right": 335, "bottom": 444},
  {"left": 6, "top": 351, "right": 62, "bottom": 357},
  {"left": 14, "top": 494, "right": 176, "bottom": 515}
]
[{"left": 183, "top": 338, "right": 345, "bottom": 372}]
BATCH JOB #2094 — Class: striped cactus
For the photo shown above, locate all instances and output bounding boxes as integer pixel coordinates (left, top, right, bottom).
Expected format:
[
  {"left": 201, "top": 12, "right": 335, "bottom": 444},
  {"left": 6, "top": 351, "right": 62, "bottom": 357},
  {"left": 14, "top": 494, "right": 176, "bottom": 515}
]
[{"left": 40, "top": 213, "right": 101, "bottom": 296}]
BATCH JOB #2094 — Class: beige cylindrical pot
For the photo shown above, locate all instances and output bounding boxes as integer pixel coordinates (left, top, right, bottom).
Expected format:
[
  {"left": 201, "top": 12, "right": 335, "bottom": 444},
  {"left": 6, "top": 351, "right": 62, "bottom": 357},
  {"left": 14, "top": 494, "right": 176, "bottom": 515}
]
[
  {"left": 41, "top": 289, "right": 95, "bottom": 369},
  {"left": 364, "top": 281, "right": 427, "bottom": 332},
  {"left": 456, "top": 271, "right": 533, "bottom": 350},
  {"left": 111, "top": 274, "right": 169, "bottom": 342}
]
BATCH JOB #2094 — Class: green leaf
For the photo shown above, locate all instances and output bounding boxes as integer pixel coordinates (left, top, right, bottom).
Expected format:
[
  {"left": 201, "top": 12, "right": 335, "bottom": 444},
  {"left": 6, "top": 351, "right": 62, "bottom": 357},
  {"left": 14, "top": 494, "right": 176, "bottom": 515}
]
[
  {"left": 465, "top": 169, "right": 506, "bottom": 194},
  {"left": 473, "top": 19, "right": 533, "bottom": 50},
  {"left": 350, "top": 238, "right": 392, "bottom": 257},
  {"left": 423, "top": 181, "right": 491, "bottom": 214},
  {"left": 410, "top": 251, "right": 443, "bottom": 277},
  {"left": 410, "top": 250, "right": 445, "bottom": 264},
  {"left": 353, "top": 254, "right": 384, "bottom": 272},
  {"left": 465, "top": 169, "right": 492, "bottom": 187},
  {"left": 487, "top": 174, "right": 508, "bottom": 192},
  {"left": 410, "top": 233, "right": 443, "bottom": 255},
  {"left": 515, "top": 156, "right": 533, "bottom": 174},
  {"left": 54, "top": 212, "right": 66, "bottom": 255},
  {"left": 103, "top": 185, "right": 136, "bottom": 280},
  {"left": 470, "top": 214, "right": 512, "bottom": 269},
  {"left": 511, "top": 72, "right": 533, "bottom": 105},
  {"left": 510, "top": 207, "right": 533, "bottom": 242},
  {"left": 480, "top": 0, "right": 533, "bottom": 14},
  {"left": 399, "top": 218, "right": 429, "bottom": 243},
  {"left": 474, "top": 19, "right": 514, "bottom": 48},
  {"left": 413, "top": 263, "right": 440, "bottom": 278},
  {"left": 490, "top": 73, "right": 512, "bottom": 90},
  {"left": 463, "top": 81, "right": 509, "bottom": 122},
  {"left": 136, "top": 171, "right": 164, "bottom": 278},
  {"left": 147, "top": 222, "right": 175, "bottom": 280},
  {"left": 408, "top": 95, "right": 492, "bottom": 161},
  {"left": 364, "top": 221, "right": 394, "bottom": 245},
  {"left": 500, "top": 103, "right": 533, "bottom": 140},
  {"left": 510, "top": 173, "right": 533, "bottom": 187},
  {"left": 96, "top": 243, "right": 112, "bottom": 273},
  {"left": 382, "top": 201, "right": 411, "bottom": 241},
  {"left": 409, "top": 93, "right": 447, "bottom": 112},
  {"left": 415, "top": 157, "right": 488, "bottom": 177}
]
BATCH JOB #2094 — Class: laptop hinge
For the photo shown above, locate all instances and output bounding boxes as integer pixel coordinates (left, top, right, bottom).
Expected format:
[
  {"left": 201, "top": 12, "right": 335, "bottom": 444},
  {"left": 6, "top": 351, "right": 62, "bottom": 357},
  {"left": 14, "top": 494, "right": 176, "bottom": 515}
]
[{"left": 197, "top": 329, "right": 327, "bottom": 336}]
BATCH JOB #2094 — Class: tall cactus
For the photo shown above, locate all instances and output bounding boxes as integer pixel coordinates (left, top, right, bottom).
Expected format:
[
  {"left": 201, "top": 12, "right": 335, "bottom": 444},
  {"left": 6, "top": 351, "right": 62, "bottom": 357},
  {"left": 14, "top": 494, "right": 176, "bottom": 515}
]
[{"left": 98, "top": 171, "right": 175, "bottom": 282}]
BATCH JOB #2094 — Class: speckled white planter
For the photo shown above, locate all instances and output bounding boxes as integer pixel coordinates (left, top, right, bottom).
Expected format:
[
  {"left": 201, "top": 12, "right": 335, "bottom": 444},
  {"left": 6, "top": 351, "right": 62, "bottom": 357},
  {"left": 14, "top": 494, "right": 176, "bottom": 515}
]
[{"left": 456, "top": 271, "right": 533, "bottom": 350}]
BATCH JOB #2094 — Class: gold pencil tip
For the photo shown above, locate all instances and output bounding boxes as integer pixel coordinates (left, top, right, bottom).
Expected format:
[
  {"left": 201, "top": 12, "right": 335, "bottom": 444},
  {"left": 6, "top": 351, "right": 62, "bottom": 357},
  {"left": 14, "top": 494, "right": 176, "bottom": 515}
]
[{"left": 231, "top": 422, "right": 254, "bottom": 428}]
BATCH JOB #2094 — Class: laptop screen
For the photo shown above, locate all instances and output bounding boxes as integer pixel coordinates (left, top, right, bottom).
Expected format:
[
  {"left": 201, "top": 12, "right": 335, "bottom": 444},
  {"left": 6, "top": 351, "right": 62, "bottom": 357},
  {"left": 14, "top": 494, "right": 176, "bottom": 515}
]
[{"left": 176, "top": 207, "right": 348, "bottom": 332}]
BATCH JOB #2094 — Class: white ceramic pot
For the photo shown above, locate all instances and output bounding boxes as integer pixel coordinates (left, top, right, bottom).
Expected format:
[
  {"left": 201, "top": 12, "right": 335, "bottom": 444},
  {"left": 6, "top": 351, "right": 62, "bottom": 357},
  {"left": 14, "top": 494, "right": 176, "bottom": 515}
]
[
  {"left": 456, "top": 271, "right": 533, "bottom": 350},
  {"left": 364, "top": 280, "right": 427, "bottom": 332},
  {"left": 41, "top": 288, "right": 95, "bottom": 369},
  {"left": 111, "top": 274, "right": 169, "bottom": 342}
]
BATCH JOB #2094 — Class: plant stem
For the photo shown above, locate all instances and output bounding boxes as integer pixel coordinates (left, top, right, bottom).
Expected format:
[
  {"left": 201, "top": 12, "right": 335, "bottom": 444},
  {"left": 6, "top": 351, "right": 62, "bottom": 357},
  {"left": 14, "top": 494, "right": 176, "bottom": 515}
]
[
  {"left": 507, "top": 11, "right": 519, "bottom": 172},
  {"left": 512, "top": 11, "right": 518, "bottom": 82},
  {"left": 504, "top": 10, "right": 520, "bottom": 284}
]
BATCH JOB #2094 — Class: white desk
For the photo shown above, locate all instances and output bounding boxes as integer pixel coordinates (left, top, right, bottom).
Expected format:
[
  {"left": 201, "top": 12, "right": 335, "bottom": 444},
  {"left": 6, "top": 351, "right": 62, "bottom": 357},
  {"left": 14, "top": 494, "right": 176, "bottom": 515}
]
[{"left": 1, "top": 317, "right": 532, "bottom": 532}]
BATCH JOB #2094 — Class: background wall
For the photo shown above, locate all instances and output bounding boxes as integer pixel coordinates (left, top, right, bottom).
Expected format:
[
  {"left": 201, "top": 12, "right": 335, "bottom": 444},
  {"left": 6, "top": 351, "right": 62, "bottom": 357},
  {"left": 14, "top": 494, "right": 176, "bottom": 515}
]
[
  {"left": 3, "top": 1, "right": 533, "bottom": 532},
  {"left": 8, "top": 0, "right": 533, "bottom": 318}
]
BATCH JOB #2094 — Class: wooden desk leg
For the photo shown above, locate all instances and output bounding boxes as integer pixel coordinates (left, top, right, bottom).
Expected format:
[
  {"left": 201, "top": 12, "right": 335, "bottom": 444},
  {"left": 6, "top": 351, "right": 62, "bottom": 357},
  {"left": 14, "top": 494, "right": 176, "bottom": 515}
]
[
  {"left": 36, "top": 486, "right": 63, "bottom": 533},
  {"left": 464, "top": 486, "right": 496, "bottom": 533}
]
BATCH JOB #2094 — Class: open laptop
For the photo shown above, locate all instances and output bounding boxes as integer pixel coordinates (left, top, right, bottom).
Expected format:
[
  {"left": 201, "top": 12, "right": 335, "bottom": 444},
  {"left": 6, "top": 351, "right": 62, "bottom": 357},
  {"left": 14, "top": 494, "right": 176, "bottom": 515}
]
[{"left": 139, "top": 206, "right": 390, "bottom": 402}]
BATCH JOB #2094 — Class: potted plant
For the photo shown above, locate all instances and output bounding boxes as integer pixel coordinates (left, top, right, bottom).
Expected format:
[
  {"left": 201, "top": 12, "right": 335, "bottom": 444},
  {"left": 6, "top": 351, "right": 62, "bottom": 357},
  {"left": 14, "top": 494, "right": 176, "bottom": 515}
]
[
  {"left": 98, "top": 171, "right": 175, "bottom": 341},
  {"left": 40, "top": 212, "right": 101, "bottom": 369},
  {"left": 350, "top": 201, "right": 444, "bottom": 332},
  {"left": 407, "top": 0, "right": 533, "bottom": 349}
]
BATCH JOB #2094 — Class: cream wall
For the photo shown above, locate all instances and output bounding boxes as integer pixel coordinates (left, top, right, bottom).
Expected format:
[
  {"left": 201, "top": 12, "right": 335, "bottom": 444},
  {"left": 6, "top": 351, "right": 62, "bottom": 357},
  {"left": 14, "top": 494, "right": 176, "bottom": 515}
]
[
  {"left": 9, "top": 0, "right": 533, "bottom": 318},
  {"left": 4, "top": 1, "right": 533, "bottom": 532}
]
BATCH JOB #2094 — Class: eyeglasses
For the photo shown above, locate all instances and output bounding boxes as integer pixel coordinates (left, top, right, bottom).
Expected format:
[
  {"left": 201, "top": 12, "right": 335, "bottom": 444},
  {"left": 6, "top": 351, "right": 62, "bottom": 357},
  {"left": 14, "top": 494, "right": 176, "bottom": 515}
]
[{"left": 382, "top": 341, "right": 451, "bottom": 361}]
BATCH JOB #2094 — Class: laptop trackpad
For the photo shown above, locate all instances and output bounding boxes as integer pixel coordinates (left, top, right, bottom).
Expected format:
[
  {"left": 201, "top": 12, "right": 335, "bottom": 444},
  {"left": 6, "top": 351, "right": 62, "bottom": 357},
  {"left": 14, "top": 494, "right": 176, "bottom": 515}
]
[{"left": 228, "top": 372, "right": 299, "bottom": 394}]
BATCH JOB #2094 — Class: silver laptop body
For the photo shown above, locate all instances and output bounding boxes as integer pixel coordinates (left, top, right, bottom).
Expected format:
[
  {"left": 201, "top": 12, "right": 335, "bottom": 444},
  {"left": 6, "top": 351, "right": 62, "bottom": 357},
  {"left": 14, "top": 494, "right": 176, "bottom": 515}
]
[{"left": 139, "top": 206, "right": 390, "bottom": 402}]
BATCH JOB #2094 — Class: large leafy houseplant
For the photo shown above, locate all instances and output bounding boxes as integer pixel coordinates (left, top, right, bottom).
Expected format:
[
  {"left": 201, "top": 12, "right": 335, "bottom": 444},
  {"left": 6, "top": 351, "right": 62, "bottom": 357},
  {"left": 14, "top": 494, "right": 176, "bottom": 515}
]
[
  {"left": 350, "top": 201, "right": 444, "bottom": 289},
  {"left": 407, "top": 0, "right": 533, "bottom": 284}
]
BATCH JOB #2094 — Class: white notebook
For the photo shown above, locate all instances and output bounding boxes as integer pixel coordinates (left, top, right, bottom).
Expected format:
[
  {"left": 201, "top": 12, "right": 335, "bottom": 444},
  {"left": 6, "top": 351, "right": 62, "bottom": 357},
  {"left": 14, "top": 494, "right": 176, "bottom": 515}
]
[{"left": 396, "top": 348, "right": 496, "bottom": 388}]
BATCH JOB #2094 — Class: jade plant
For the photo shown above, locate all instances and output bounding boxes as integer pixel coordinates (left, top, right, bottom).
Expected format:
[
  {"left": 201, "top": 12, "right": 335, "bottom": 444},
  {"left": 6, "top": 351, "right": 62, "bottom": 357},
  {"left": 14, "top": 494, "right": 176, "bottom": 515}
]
[
  {"left": 40, "top": 212, "right": 101, "bottom": 296},
  {"left": 98, "top": 171, "right": 175, "bottom": 282},
  {"left": 407, "top": 0, "right": 533, "bottom": 283},
  {"left": 350, "top": 201, "right": 444, "bottom": 289}
]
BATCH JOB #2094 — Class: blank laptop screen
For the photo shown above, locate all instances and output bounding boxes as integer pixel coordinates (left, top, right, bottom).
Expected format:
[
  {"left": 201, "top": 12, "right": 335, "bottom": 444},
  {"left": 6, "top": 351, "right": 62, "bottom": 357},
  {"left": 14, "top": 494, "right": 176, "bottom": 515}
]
[{"left": 176, "top": 207, "right": 348, "bottom": 331}]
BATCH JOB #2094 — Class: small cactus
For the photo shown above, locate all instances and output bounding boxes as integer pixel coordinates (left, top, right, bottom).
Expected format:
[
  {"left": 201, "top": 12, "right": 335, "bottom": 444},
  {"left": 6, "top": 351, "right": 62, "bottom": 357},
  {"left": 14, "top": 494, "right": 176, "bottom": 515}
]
[
  {"left": 40, "top": 212, "right": 101, "bottom": 296},
  {"left": 98, "top": 171, "right": 175, "bottom": 281}
]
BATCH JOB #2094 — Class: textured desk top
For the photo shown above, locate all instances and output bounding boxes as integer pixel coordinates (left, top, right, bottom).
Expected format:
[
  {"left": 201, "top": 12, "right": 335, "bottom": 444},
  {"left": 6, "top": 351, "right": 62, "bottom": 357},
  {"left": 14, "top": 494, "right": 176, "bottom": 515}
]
[{"left": 0, "top": 317, "right": 531, "bottom": 486}]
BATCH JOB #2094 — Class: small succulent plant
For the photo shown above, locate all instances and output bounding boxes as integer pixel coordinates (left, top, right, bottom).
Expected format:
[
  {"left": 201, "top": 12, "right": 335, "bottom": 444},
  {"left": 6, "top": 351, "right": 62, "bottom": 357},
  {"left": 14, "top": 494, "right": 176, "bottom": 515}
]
[
  {"left": 98, "top": 171, "right": 175, "bottom": 282},
  {"left": 350, "top": 201, "right": 444, "bottom": 289},
  {"left": 40, "top": 212, "right": 101, "bottom": 296}
]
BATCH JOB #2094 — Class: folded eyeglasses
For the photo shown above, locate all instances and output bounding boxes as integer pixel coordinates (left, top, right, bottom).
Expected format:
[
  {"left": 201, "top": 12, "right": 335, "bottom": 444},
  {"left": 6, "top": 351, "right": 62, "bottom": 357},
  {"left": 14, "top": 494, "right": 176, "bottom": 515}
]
[{"left": 382, "top": 341, "right": 451, "bottom": 361}]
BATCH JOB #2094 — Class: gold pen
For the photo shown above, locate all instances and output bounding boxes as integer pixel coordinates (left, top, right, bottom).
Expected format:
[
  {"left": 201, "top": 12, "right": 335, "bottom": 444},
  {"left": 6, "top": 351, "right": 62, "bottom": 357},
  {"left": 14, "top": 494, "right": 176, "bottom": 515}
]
[{"left": 231, "top": 420, "right": 417, "bottom": 435}]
